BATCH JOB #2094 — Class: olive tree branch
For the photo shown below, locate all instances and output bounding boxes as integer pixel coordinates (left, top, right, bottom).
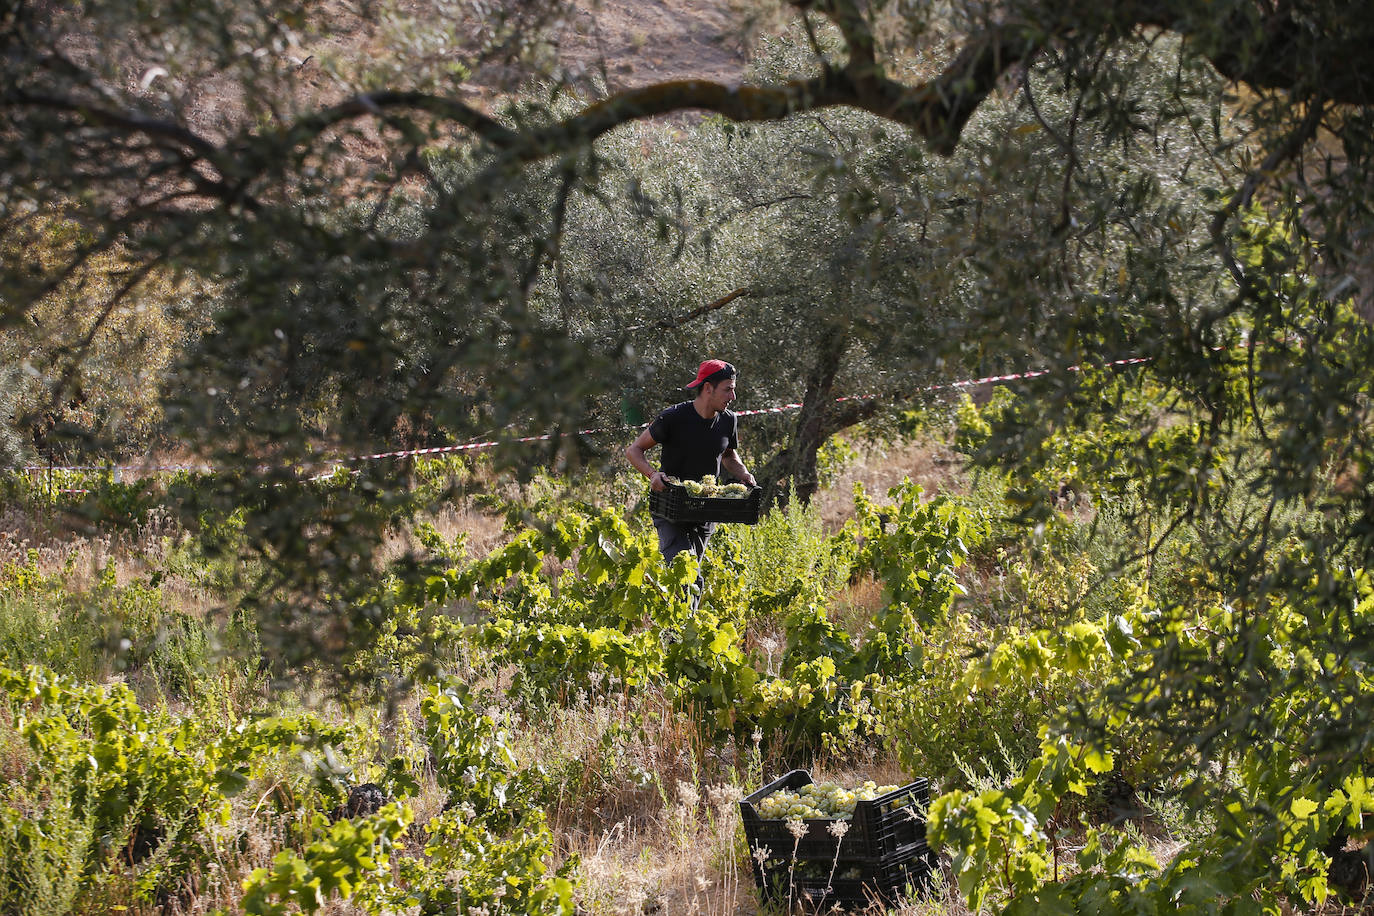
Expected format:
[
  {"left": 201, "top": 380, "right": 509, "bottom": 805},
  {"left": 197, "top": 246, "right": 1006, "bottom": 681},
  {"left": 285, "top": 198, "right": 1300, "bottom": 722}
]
[
  {"left": 625, "top": 287, "right": 752, "bottom": 333},
  {"left": 1201, "top": 98, "right": 1327, "bottom": 339}
]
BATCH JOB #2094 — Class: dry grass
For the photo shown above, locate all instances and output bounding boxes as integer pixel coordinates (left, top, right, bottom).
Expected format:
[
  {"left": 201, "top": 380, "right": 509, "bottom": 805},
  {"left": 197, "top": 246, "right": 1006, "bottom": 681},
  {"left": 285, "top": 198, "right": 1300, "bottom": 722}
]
[
  {"left": 515, "top": 681, "right": 973, "bottom": 916},
  {"left": 0, "top": 502, "right": 179, "bottom": 578},
  {"left": 828, "top": 575, "right": 887, "bottom": 636},
  {"left": 814, "top": 436, "right": 967, "bottom": 532},
  {"left": 575, "top": 789, "right": 753, "bottom": 916},
  {"left": 378, "top": 501, "right": 509, "bottom": 566},
  {"left": 562, "top": 723, "right": 969, "bottom": 916},
  {"left": 427, "top": 503, "right": 508, "bottom": 557}
]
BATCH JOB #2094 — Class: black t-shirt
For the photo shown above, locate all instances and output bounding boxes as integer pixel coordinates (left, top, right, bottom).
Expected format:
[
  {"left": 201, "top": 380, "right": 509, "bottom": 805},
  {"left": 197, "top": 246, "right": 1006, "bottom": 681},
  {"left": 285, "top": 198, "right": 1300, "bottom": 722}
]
[{"left": 648, "top": 402, "right": 738, "bottom": 482}]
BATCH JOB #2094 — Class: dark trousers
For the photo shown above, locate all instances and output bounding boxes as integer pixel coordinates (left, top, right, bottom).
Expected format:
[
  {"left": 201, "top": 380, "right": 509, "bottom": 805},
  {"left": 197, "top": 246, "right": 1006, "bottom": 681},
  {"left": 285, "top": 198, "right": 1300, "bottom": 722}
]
[{"left": 652, "top": 517, "right": 715, "bottom": 611}]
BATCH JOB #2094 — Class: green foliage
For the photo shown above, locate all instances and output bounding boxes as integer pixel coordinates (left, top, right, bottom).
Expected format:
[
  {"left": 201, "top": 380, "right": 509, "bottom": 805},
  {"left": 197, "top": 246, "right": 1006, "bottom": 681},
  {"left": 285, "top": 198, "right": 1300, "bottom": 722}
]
[
  {"left": 847, "top": 481, "right": 983, "bottom": 655},
  {"left": 0, "top": 665, "right": 357, "bottom": 907},
  {"left": 0, "top": 550, "right": 254, "bottom": 697},
  {"left": 952, "top": 390, "right": 996, "bottom": 458},
  {"left": 956, "top": 373, "right": 1227, "bottom": 522},
  {"left": 243, "top": 678, "right": 576, "bottom": 916},
  {"left": 924, "top": 513, "right": 1374, "bottom": 912},
  {"left": 408, "top": 454, "right": 477, "bottom": 510},
  {"left": 396, "top": 681, "right": 577, "bottom": 913},
  {"left": 815, "top": 435, "right": 859, "bottom": 489},
  {"left": 418, "top": 682, "right": 537, "bottom": 825},
  {"left": 931, "top": 731, "right": 1125, "bottom": 911},
  {"left": 395, "top": 806, "right": 575, "bottom": 916},
  {"left": 242, "top": 805, "right": 414, "bottom": 916},
  {"left": 728, "top": 485, "right": 851, "bottom": 614},
  {"left": 0, "top": 551, "right": 100, "bottom": 682},
  {"left": 910, "top": 326, "right": 1374, "bottom": 911},
  {"left": 880, "top": 615, "right": 1066, "bottom": 783},
  {"left": 386, "top": 682, "right": 576, "bottom": 914},
  {"left": 409, "top": 482, "right": 979, "bottom": 754},
  {"left": 0, "top": 764, "right": 97, "bottom": 916},
  {"left": 0, "top": 663, "right": 577, "bottom": 916},
  {"left": 80, "top": 474, "right": 159, "bottom": 530}
]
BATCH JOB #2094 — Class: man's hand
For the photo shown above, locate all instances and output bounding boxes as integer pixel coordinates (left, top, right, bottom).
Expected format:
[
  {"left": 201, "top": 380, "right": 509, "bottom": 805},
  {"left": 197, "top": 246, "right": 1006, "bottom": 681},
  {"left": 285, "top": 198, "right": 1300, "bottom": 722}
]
[
  {"left": 626, "top": 431, "right": 662, "bottom": 488},
  {"left": 721, "top": 448, "right": 756, "bottom": 489}
]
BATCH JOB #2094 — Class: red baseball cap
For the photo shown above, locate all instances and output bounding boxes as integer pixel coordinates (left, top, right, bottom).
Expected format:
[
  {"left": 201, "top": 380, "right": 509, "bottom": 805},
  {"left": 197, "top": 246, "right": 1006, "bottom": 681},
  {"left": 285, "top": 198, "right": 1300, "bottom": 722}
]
[{"left": 686, "top": 359, "right": 736, "bottom": 389}]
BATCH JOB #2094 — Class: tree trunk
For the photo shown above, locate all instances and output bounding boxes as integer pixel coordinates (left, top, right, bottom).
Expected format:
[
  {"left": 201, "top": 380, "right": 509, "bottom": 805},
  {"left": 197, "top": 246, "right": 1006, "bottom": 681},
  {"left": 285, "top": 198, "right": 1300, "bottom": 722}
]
[
  {"left": 788, "top": 333, "right": 847, "bottom": 505},
  {"left": 757, "top": 330, "right": 882, "bottom": 507}
]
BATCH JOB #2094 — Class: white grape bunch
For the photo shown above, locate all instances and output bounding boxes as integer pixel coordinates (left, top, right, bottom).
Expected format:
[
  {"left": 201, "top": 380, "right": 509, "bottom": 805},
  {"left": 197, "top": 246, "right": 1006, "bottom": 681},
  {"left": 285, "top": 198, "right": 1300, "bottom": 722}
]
[
  {"left": 753, "top": 780, "right": 901, "bottom": 821},
  {"left": 663, "top": 474, "right": 751, "bottom": 498}
]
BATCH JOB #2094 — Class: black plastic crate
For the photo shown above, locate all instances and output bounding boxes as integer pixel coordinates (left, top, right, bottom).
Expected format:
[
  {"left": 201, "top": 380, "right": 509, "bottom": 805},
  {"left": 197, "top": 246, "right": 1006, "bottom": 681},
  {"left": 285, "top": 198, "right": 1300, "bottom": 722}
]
[
  {"left": 754, "top": 841, "right": 938, "bottom": 912},
  {"left": 648, "top": 483, "right": 763, "bottom": 524},
  {"left": 739, "top": 769, "right": 928, "bottom": 862}
]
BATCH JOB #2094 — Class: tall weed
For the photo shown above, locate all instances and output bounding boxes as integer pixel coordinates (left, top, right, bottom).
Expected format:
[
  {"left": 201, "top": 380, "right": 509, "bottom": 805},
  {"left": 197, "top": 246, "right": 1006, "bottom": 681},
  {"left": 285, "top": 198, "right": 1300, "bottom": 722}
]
[
  {"left": 0, "top": 770, "right": 99, "bottom": 916},
  {"left": 0, "top": 552, "right": 253, "bottom": 700},
  {"left": 725, "top": 486, "right": 851, "bottom": 618},
  {"left": 878, "top": 613, "right": 1061, "bottom": 784}
]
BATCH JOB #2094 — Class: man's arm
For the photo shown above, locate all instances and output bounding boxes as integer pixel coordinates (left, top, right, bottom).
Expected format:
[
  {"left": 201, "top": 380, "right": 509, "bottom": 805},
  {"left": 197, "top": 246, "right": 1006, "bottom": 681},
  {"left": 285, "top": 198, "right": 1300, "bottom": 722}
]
[
  {"left": 720, "top": 448, "right": 757, "bottom": 488},
  {"left": 626, "top": 429, "right": 668, "bottom": 491}
]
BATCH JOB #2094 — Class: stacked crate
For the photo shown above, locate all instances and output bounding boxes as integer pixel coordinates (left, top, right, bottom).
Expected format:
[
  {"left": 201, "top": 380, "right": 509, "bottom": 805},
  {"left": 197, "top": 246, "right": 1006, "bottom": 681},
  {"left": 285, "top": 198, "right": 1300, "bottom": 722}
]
[{"left": 739, "top": 770, "right": 936, "bottom": 912}]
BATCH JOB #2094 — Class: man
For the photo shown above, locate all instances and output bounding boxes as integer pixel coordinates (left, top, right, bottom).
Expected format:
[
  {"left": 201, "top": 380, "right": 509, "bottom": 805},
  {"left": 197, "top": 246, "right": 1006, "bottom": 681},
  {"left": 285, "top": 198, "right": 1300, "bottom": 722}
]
[{"left": 625, "top": 359, "right": 758, "bottom": 603}]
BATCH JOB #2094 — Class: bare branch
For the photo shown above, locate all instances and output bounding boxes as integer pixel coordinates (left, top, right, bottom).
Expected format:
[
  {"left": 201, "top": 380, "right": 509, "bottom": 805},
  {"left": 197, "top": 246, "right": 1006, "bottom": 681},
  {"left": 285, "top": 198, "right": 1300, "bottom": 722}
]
[
  {"left": 9, "top": 88, "right": 224, "bottom": 164},
  {"left": 277, "top": 90, "right": 520, "bottom": 151},
  {"left": 627, "top": 287, "right": 751, "bottom": 333},
  {"left": 517, "top": 28, "right": 1035, "bottom": 161},
  {"left": 1020, "top": 67, "right": 1070, "bottom": 152},
  {"left": 1207, "top": 98, "right": 1327, "bottom": 298},
  {"left": 714, "top": 193, "right": 814, "bottom": 230},
  {"left": 9, "top": 0, "right": 1367, "bottom": 240}
]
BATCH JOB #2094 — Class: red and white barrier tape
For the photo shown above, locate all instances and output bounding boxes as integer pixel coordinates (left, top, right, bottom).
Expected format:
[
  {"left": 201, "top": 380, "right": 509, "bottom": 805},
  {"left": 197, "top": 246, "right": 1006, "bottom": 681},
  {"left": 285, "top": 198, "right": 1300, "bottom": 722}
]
[{"left": 21, "top": 356, "right": 1153, "bottom": 476}]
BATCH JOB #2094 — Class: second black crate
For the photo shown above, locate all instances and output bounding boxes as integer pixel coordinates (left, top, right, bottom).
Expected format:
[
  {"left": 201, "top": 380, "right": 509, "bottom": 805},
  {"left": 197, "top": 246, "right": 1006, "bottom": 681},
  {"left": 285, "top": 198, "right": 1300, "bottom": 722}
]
[{"left": 752, "top": 840, "right": 938, "bottom": 912}]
